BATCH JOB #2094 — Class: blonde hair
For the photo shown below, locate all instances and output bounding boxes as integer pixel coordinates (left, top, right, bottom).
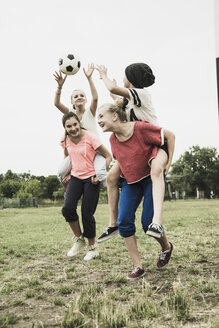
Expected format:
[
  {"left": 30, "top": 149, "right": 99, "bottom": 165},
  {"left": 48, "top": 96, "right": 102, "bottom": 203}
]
[{"left": 99, "top": 103, "right": 127, "bottom": 122}]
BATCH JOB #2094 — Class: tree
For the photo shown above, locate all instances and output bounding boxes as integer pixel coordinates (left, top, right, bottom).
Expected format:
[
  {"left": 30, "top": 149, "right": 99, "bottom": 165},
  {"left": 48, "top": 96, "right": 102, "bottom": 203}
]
[
  {"left": 42, "top": 175, "right": 61, "bottom": 199},
  {"left": 17, "top": 178, "right": 42, "bottom": 198},
  {"left": 25, "top": 179, "right": 42, "bottom": 198},
  {"left": 53, "top": 187, "right": 65, "bottom": 200},
  {"left": 18, "top": 172, "right": 31, "bottom": 181},
  {"left": 0, "top": 180, "right": 22, "bottom": 198},
  {"left": 169, "top": 146, "right": 219, "bottom": 197},
  {"left": 4, "top": 170, "right": 19, "bottom": 180}
]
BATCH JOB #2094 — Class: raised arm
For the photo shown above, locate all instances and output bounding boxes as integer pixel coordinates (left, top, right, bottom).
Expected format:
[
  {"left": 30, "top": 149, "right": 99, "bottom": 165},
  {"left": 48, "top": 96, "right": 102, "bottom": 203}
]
[
  {"left": 53, "top": 71, "right": 69, "bottom": 114},
  {"left": 83, "top": 63, "right": 98, "bottom": 117},
  {"left": 96, "top": 65, "right": 130, "bottom": 99},
  {"left": 163, "top": 129, "right": 175, "bottom": 175}
]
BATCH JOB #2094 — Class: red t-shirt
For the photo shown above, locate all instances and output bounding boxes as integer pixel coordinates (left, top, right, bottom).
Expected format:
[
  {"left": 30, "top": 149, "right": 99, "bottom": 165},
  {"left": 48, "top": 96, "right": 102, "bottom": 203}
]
[{"left": 110, "top": 121, "right": 164, "bottom": 184}]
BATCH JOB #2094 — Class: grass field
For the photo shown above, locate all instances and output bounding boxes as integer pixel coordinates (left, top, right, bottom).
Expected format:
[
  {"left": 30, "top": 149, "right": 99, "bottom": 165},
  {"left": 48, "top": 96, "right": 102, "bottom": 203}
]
[{"left": 0, "top": 199, "right": 219, "bottom": 328}]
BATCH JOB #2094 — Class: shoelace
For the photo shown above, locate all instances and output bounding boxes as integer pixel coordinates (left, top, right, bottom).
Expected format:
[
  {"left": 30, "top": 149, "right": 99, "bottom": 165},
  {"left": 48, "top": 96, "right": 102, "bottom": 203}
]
[
  {"left": 159, "top": 250, "right": 169, "bottom": 261},
  {"left": 88, "top": 244, "right": 98, "bottom": 251},
  {"left": 151, "top": 223, "right": 163, "bottom": 232},
  {"left": 72, "top": 235, "right": 83, "bottom": 242},
  {"left": 132, "top": 266, "right": 141, "bottom": 274},
  {"left": 103, "top": 227, "right": 110, "bottom": 235}
]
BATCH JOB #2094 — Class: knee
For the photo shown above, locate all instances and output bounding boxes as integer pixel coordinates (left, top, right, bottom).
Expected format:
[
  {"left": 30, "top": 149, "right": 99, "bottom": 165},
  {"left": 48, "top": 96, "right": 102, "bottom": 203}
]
[
  {"left": 117, "top": 214, "right": 136, "bottom": 238},
  {"left": 118, "top": 223, "right": 136, "bottom": 238},
  {"left": 62, "top": 205, "right": 78, "bottom": 222},
  {"left": 106, "top": 170, "right": 119, "bottom": 186},
  {"left": 151, "top": 163, "right": 164, "bottom": 180}
]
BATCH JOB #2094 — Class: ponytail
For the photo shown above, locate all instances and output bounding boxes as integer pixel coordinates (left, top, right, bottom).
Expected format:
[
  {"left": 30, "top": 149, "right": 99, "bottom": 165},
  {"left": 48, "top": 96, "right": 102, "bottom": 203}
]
[{"left": 99, "top": 103, "right": 127, "bottom": 122}]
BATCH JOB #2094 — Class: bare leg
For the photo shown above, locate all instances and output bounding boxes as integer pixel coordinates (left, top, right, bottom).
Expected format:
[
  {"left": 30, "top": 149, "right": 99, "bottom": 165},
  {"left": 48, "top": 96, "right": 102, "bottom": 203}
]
[
  {"left": 150, "top": 149, "right": 168, "bottom": 225},
  {"left": 106, "top": 161, "right": 121, "bottom": 227},
  {"left": 124, "top": 234, "right": 142, "bottom": 268},
  {"left": 68, "top": 221, "right": 82, "bottom": 237},
  {"left": 88, "top": 237, "right": 95, "bottom": 246},
  {"left": 154, "top": 231, "right": 171, "bottom": 251},
  {"left": 68, "top": 224, "right": 96, "bottom": 248},
  {"left": 154, "top": 231, "right": 173, "bottom": 267}
]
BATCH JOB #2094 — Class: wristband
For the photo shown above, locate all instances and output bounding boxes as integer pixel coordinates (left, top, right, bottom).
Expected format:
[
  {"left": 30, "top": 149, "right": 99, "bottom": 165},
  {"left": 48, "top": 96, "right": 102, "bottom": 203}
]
[{"left": 57, "top": 86, "right": 62, "bottom": 90}]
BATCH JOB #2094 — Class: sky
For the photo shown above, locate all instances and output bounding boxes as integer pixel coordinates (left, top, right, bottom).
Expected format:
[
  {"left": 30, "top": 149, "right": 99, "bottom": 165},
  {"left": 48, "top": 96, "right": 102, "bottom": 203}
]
[{"left": 0, "top": 0, "right": 218, "bottom": 177}]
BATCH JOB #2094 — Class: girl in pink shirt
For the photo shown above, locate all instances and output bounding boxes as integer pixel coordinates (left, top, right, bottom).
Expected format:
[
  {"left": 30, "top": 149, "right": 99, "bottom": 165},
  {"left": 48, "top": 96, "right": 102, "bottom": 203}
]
[
  {"left": 54, "top": 64, "right": 107, "bottom": 186},
  {"left": 61, "top": 112, "right": 112, "bottom": 261}
]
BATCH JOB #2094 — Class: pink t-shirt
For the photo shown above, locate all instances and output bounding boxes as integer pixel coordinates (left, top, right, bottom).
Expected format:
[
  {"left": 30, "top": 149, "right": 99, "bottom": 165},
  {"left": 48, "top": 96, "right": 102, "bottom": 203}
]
[
  {"left": 110, "top": 121, "right": 164, "bottom": 184},
  {"left": 61, "top": 131, "right": 102, "bottom": 179}
]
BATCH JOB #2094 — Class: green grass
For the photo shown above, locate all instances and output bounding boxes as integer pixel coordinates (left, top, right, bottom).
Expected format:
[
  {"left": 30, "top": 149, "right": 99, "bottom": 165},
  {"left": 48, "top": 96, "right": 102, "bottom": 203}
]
[{"left": 0, "top": 199, "right": 219, "bottom": 327}]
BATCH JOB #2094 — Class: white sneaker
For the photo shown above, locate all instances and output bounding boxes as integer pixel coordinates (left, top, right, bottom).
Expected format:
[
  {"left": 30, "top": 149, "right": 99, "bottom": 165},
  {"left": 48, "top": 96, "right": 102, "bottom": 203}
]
[
  {"left": 67, "top": 236, "right": 86, "bottom": 257},
  {"left": 83, "top": 245, "right": 99, "bottom": 261}
]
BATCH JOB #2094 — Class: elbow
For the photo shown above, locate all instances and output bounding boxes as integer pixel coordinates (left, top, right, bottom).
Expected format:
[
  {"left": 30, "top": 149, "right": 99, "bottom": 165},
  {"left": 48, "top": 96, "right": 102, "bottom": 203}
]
[
  {"left": 93, "top": 96, "right": 98, "bottom": 103},
  {"left": 107, "top": 155, "right": 113, "bottom": 169},
  {"left": 107, "top": 154, "right": 112, "bottom": 162},
  {"left": 109, "top": 86, "right": 117, "bottom": 94}
]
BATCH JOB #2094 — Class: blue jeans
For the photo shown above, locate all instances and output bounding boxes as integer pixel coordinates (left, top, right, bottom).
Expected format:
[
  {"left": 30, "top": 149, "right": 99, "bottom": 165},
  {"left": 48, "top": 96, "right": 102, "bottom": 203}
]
[{"left": 117, "top": 176, "right": 154, "bottom": 238}]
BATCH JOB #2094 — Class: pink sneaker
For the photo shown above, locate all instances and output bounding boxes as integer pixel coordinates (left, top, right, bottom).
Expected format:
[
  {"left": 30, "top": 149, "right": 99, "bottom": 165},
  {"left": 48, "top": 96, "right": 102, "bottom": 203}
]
[
  {"left": 157, "top": 242, "right": 173, "bottom": 268},
  {"left": 127, "top": 267, "right": 146, "bottom": 280}
]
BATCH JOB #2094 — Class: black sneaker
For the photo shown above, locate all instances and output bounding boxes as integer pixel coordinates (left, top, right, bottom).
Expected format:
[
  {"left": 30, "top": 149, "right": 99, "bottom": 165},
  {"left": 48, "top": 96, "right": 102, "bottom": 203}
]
[
  {"left": 97, "top": 226, "right": 119, "bottom": 243},
  {"left": 146, "top": 223, "right": 164, "bottom": 238}
]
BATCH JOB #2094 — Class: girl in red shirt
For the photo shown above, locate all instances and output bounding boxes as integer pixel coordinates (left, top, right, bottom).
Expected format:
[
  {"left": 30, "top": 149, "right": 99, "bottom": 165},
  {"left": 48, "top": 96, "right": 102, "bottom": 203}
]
[
  {"left": 96, "top": 63, "right": 174, "bottom": 242},
  {"left": 97, "top": 103, "right": 175, "bottom": 279}
]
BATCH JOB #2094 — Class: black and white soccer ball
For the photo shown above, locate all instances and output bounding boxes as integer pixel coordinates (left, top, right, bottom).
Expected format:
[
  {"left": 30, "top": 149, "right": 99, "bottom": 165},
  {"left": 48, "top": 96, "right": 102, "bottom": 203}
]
[{"left": 58, "top": 53, "right": 81, "bottom": 75}]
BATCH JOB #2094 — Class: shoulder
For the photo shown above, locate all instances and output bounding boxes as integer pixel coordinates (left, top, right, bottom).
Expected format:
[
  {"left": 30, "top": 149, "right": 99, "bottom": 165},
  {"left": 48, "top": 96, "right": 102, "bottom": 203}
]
[
  {"left": 84, "top": 130, "right": 94, "bottom": 137},
  {"left": 128, "top": 88, "right": 151, "bottom": 107},
  {"left": 135, "top": 121, "right": 161, "bottom": 135},
  {"left": 135, "top": 121, "right": 148, "bottom": 128},
  {"left": 109, "top": 133, "right": 116, "bottom": 143},
  {"left": 128, "top": 88, "right": 150, "bottom": 98},
  {"left": 134, "top": 121, "right": 154, "bottom": 131},
  {"left": 84, "top": 107, "right": 96, "bottom": 117},
  {"left": 60, "top": 135, "right": 69, "bottom": 148}
]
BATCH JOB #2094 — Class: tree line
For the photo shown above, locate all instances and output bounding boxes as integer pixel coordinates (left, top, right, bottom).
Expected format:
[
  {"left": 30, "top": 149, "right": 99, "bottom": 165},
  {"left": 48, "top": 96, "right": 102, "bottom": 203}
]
[
  {"left": 169, "top": 145, "right": 219, "bottom": 198},
  {"left": 0, "top": 170, "right": 62, "bottom": 200},
  {"left": 0, "top": 145, "right": 218, "bottom": 201}
]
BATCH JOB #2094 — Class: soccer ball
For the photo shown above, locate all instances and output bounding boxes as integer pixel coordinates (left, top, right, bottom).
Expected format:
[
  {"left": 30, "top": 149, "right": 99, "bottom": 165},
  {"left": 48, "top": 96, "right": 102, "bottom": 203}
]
[{"left": 58, "top": 53, "right": 81, "bottom": 75}]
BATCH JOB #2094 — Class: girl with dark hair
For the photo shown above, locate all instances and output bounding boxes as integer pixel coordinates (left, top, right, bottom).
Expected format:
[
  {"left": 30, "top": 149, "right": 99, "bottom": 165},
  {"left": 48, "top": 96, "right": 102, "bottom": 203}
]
[
  {"left": 61, "top": 111, "right": 112, "bottom": 261},
  {"left": 54, "top": 64, "right": 107, "bottom": 185}
]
